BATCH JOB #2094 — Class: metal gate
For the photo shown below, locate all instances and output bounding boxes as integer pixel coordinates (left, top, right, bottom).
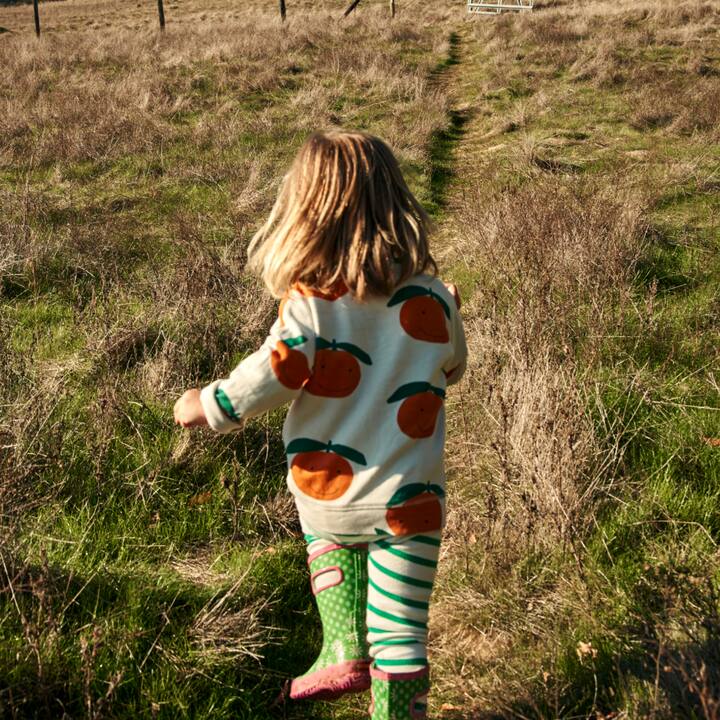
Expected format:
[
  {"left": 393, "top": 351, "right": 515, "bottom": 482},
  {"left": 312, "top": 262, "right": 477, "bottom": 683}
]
[{"left": 468, "top": 0, "right": 533, "bottom": 14}]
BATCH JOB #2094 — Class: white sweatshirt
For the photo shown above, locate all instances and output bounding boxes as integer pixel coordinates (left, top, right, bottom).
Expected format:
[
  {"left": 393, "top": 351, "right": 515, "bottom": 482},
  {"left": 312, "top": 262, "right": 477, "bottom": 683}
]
[{"left": 200, "top": 274, "right": 467, "bottom": 538}]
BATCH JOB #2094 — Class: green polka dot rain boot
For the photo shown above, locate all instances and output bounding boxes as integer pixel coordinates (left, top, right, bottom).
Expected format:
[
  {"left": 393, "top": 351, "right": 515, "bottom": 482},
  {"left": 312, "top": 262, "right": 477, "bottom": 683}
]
[
  {"left": 369, "top": 666, "right": 430, "bottom": 719},
  {"left": 290, "top": 544, "right": 371, "bottom": 701}
]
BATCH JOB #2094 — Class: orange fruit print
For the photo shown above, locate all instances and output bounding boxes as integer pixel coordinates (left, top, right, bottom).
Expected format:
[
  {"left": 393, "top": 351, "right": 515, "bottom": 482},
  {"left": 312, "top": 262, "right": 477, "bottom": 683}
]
[
  {"left": 388, "top": 286, "right": 452, "bottom": 344},
  {"left": 385, "top": 484, "right": 445, "bottom": 535},
  {"left": 287, "top": 439, "right": 367, "bottom": 501},
  {"left": 387, "top": 382, "right": 446, "bottom": 438},
  {"left": 306, "top": 349, "right": 359, "bottom": 397},
  {"left": 305, "top": 338, "right": 372, "bottom": 398},
  {"left": 397, "top": 392, "right": 443, "bottom": 438},
  {"left": 291, "top": 451, "right": 353, "bottom": 500},
  {"left": 271, "top": 337, "right": 311, "bottom": 389},
  {"left": 400, "top": 296, "right": 449, "bottom": 343}
]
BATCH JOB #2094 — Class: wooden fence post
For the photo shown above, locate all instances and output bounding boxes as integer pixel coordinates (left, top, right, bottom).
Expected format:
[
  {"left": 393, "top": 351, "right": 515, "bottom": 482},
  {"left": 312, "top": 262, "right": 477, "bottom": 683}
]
[
  {"left": 279, "top": 0, "right": 286, "bottom": 22},
  {"left": 157, "top": 0, "right": 165, "bottom": 29},
  {"left": 33, "top": 0, "right": 40, "bottom": 36},
  {"left": 390, "top": 0, "right": 395, "bottom": 17},
  {"left": 343, "top": 0, "right": 361, "bottom": 17}
]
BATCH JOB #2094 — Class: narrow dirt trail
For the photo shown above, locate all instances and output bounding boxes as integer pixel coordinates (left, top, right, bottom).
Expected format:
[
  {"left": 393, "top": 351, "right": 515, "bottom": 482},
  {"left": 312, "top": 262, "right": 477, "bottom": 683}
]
[{"left": 429, "top": 20, "right": 498, "bottom": 269}]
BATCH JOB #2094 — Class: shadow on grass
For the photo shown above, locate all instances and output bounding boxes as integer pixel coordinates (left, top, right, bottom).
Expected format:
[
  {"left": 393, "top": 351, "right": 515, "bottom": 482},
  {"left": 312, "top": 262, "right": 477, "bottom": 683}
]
[
  {"left": 428, "top": 108, "right": 470, "bottom": 215},
  {"left": 633, "top": 224, "right": 698, "bottom": 296},
  {"left": 0, "top": 544, "right": 327, "bottom": 719},
  {"left": 437, "top": 635, "right": 720, "bottom": 720}
]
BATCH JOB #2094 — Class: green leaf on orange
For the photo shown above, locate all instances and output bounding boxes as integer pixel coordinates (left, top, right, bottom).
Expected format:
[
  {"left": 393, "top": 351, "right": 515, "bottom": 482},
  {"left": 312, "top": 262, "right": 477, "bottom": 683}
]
[
  {"left": 283, "top": 335, "right": 307, "bottom": 348},
  {"left": 427, "top": 484, "right": 445, "bottom": 498},
  {"left": 387, "top": 285, "right": 427, "bottom": 307},
  {"left": 328, "top": 443, "right": 367, "bottom": 466},
  {"left": 387, "top": 483, "right": 433, "bottom": 507},
  {"left": 336, "top": 342, "right": 372, "bottom": 365},
  {"left": 387, "top": 382, "right": 434, "bottom": 403},
  {"left": 430, "top": 291, "right": 452, "bottom": 319},
  {"left": 316, "top": 337, "right": 371, "bottom": 364},
  {"left": 286, "top": 438, "right": 328, "bottom": 454}
]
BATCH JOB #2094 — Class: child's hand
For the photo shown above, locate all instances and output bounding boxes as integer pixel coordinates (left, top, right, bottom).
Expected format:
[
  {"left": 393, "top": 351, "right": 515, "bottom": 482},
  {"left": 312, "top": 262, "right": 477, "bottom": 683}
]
[
  {"left": 174, "top": 389, "right": 208, "bottom": 428},
  {"left": 444, "top": 282, "right": 461, "bottom": 309}
]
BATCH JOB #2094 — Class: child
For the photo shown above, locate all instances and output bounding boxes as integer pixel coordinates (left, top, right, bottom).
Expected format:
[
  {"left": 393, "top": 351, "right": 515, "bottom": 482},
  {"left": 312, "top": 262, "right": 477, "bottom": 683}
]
[{"left": 174, "top": 130, "right": 466, "bottom": 719}]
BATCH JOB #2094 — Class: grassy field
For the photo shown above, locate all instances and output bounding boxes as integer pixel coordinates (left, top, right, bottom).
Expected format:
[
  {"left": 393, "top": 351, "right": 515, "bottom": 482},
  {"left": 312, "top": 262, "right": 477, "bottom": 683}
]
[{"left": 1, "top": 0, "right": 719, "bottom": 718}]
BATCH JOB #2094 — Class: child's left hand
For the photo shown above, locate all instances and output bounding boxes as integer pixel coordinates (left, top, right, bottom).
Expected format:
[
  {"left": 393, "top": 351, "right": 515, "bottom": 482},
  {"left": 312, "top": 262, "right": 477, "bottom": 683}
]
[{"left": 174, "top": 389, "right": 208, "bottom": 428}]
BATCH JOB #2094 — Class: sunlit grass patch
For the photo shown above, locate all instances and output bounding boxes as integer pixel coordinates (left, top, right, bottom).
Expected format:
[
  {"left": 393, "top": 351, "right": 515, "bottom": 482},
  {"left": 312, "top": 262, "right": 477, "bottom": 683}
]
[{"left": 433, "top": 2, "right": 720, "bottom": 716}]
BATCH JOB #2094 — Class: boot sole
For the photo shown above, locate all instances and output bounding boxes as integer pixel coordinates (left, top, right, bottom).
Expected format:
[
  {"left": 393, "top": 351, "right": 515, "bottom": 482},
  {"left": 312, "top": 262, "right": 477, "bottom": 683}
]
[{"left": 290, "top": 660, "right": 371, "bottom": 701}]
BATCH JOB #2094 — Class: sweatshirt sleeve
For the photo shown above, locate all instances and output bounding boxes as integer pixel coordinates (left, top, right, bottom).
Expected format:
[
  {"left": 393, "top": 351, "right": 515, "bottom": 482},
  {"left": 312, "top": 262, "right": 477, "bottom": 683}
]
[
  {"left": 199, "top": 294, "right": 316, "bottom": 433},
  {"left": 443, "top": 300, "right": 467, "bottom": 387}
]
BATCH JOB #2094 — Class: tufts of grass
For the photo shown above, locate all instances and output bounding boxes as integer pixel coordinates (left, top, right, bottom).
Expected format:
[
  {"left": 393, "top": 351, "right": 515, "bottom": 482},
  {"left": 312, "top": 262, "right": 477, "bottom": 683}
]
[{"left": 2, "top": 0, "right": 719, "bottom": 717}]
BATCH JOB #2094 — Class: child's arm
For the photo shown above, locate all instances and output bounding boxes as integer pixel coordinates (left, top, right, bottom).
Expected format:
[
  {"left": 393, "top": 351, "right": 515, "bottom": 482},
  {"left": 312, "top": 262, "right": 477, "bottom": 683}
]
[
  {"left": 180, "top": 295, "right": 315, "bottom": 434},
  {"left": 442, "top": 282, "right": 467, "bottom": 386}
]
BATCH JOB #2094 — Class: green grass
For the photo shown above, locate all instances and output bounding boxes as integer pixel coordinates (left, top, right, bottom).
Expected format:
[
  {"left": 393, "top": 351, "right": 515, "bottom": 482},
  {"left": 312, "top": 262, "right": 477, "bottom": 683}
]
[{"left": 3, "top": 1, "right": 720, "bottom": 717}]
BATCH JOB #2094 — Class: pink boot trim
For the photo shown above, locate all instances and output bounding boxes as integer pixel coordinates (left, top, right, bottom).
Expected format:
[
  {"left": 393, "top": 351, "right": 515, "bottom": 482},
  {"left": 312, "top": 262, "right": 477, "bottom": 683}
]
[{"left": 290, "top": 659, "right": 371, "bottom": 701}]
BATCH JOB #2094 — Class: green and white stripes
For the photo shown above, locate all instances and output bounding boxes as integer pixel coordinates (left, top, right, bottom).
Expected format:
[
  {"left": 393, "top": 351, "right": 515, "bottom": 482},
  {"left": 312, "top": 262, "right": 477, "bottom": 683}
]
[{"left": 366, "top": 532, "right": 439, "bottom": 673}]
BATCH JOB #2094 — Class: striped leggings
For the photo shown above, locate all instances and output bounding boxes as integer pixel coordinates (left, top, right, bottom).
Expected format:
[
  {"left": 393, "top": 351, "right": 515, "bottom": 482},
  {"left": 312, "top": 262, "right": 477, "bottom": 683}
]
[{"left": 305, "top": 531, "right": 441, "bottom": 674}]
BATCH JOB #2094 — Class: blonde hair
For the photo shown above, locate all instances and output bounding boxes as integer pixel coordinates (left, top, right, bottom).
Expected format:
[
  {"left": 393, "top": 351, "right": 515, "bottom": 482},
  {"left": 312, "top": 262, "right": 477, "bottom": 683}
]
[{"left": 247, "top": 130, "right": 436, "bottom": 300}]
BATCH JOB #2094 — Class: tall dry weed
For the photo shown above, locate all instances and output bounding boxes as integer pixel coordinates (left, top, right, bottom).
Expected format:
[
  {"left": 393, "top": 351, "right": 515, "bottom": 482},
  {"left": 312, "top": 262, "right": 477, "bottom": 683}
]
[
  {"left": 436, "top": 179, "right": 648, "bottom": 705},
  {"left": 459, "top": 179, "right": 646, "bottom": 532}
]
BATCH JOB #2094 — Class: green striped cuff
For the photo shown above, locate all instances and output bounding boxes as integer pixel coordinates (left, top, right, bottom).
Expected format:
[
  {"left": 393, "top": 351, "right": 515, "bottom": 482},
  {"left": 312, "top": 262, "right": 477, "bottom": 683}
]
[
  {"left": 374, "top": 657, "right": 428, "bottom": 667},
  {"left": 215, "top": 387, "right": 240, "bottom": 421}
]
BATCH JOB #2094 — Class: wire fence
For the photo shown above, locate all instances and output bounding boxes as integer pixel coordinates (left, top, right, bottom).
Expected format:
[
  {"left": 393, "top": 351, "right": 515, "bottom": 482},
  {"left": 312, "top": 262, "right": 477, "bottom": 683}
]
[{"left": 16, "top": 0, "right": 400, "bottom": 37}]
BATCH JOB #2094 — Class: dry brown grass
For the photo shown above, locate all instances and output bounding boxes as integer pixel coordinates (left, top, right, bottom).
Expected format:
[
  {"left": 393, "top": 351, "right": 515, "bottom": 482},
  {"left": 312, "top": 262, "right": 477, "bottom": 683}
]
[
  {"left": 629, "top": 76, "right": 720, "bottom": 137},
  {"left": 433, "top": 177, "right": 650, "bottom": 713},
  {"left": 435, "top": 182, "right": 648, "bottom": 707},
  {"left": 474, "top": 0, "right": 720, "bottom": 99},
  {"left": 0, "top": 0, "right": 454, "bottom": 167},
  {"left": 443, "top": 178, "right": 647, "bottom": 569},
  {"left": 188, "top": 568, "right": 275, "bottom": 666}
]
